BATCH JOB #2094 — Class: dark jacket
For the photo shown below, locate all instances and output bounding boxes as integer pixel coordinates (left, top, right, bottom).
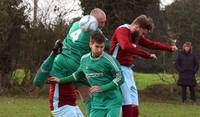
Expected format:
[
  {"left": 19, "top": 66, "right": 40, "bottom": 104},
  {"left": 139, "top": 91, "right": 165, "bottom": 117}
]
[{"left": 175, "top": 52, "right": 199, "bottom": 86}]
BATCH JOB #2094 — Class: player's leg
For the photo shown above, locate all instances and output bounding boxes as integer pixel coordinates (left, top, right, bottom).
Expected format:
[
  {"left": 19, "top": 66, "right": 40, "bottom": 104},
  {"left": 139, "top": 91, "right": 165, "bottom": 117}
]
[
  {"left": 51, "top": 105, "right": 84, "bottom": 117},
  {"left": 122, "top": 103, "right": 133, "bottom": 117},
  {"left": 75, "top": 77, "right": 92, "bottom": 114},
  {"left": 130, "top": 71, "right": 139, "bottom": 117},
  {"left": 50, "top": 54, "right": 78, "bottom": 78},
  {"left": 181, "top": 85, "right": 187, "bottom": 103},
  {"left": 132, "top": 106, "right": 139, "bottom": 117},
  {"left": 83, "top": 98, "right": 92, "bottom": 114},
  {"left": 120, "top": 66, "right": 139, "bottom": 117},
  {"left": 49, "top": 54, "right": 83, "bottom": 116},
  {"left": 89, "top": 109, "right": 107, "bottom": 117},
  {"left": 189, "top": 85, "right": 196, "bottom": 103},
  {"left": 76, "top": 84, "right": 91, "bottom": 114},
  {"left": 106, "top": 107, "right": 121, "bottom": 117}
]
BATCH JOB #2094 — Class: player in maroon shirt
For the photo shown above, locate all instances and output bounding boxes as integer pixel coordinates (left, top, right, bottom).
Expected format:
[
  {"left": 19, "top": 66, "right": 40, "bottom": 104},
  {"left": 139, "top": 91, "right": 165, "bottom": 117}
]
[{"left": 109, "top": 15, "right": 177, "bottom": 117}]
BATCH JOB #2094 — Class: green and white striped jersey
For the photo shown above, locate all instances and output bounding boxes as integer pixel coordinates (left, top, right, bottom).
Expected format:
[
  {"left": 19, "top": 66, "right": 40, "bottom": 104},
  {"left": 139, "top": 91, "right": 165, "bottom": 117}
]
[
  {"left": 61, "top": 21, "right": 109, "bottom": 62},
  {"left": 74, "top": 52, "right": 124, "bottom": 109}
]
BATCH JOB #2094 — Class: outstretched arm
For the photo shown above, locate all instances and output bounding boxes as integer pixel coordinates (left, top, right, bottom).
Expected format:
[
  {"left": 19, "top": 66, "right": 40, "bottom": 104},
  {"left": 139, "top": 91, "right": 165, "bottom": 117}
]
[
  {"left": 48, "top": 71, "right": 85, "bottom": 84},
  {"left": 138, "top": 37, "right": 177, "bottom": 52},
  {"left": 33, "top": 40, "right": 63, "bottom": 87}
]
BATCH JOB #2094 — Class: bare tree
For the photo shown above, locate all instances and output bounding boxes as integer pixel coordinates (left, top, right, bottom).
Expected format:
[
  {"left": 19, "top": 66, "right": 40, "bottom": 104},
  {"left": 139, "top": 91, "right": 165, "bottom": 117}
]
[
  {"left": 33, "top": 0, "right": 38, "bottom": 25},
  {"left": 35, "top": 0, "right": 82, "bottom": 26}
]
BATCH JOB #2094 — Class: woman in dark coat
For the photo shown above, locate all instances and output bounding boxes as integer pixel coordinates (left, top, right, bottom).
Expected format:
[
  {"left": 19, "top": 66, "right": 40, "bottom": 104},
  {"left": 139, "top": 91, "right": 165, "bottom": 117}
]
[{"left": 175, "top": 42, "right": 199, "bottom": 103}]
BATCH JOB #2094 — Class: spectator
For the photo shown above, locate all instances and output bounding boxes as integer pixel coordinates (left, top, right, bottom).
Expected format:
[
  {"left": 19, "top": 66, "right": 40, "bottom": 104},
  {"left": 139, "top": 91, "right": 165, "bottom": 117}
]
[{"left": 175, "top": 41, "right": 199, "bottom": 103}]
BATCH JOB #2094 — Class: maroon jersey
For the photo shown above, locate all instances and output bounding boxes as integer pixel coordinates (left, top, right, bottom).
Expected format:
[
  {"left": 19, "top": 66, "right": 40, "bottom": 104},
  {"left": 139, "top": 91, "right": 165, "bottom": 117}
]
[
  {"left": 49, "top": 83, "right": 77, "bottom": 111},
  {"left": 109, "top": 24, "right": 172, "bottom": 66}
]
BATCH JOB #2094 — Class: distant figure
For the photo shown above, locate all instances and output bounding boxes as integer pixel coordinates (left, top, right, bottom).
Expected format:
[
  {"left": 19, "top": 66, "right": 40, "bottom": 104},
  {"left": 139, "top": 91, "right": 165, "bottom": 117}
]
[{"left": 175, "top": 42, "right": 199, "bottom": 103}]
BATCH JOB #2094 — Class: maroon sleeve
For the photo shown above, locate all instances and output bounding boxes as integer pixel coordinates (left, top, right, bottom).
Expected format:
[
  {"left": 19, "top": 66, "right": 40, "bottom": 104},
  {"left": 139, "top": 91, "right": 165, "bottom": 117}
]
[
  {"left": 138, "top": 37, "right": 173, "bottom": 52},
  {"left": 116, "top": 28, "right": 151, "bottom": 58}
]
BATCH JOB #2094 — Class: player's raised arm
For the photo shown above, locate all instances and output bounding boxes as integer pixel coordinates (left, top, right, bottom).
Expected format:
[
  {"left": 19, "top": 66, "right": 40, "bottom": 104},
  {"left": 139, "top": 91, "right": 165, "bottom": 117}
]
[{"left": 33, "top": 40, "right": 63, "bottom": 87}]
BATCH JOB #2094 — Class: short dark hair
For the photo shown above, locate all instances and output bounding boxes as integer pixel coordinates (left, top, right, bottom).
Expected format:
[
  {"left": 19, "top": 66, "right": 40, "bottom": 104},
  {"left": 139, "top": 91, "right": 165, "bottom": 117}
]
[
  {"left": 90, "top": 32, "right": 105, "bottom": 44},
  {"left": 132, "top": 15, "right": 154, "bottom": 32}
]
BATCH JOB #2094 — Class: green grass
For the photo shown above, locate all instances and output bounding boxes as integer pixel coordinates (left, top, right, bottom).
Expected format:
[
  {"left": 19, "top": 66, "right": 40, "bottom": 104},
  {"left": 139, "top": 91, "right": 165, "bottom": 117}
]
[
  {"left": 135, "top": 72, "right": 177, "bottom": 90},
  {"left": 0, "top": 97, "right": 52, "bottom": 117},
  {"left": 0, "top": 97, "right": 87, "bottom": 117},
  {"left": 1, "top": 97, "right": 200, "bottom": 117},
  {"left": 140, "top": 100, "right": 200, "bottom": 117},
  {"left": 1, "top": 72, "right": 200, "bottom": 117}
]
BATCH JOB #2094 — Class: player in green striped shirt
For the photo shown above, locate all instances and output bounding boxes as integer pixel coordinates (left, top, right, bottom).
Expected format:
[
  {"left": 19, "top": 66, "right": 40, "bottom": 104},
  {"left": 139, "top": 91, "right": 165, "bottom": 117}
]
[
  {"left": 33, "top": 8, "right": 109, "bottom": 116},
  {"left": 48, "top": 32, "right": 124, "bottom": 117}
]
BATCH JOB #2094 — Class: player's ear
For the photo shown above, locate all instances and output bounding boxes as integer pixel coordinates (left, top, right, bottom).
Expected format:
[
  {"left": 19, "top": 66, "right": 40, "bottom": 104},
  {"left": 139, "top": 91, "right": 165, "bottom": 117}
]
[
  {"left": 135, "top": 24, "right": 140, "bottom": 31},
  {"left": 89, "top": 41, "right": 93, "bottom": 48}
]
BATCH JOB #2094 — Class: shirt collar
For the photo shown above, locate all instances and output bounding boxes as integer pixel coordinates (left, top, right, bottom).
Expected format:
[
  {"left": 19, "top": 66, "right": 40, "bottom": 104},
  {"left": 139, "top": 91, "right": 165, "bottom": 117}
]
[{"left": 90, "top": 52, "right": 104, "bottom": 61}]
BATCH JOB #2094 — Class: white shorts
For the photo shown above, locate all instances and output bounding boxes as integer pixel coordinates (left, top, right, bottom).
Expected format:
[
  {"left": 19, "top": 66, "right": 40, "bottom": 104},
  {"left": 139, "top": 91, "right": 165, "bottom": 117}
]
[
  {"left": 51, "top": 105, "right": 84, "bottom": 117},
  {"left": 120, "top": 66, "right": 139, "bottom": 106}
]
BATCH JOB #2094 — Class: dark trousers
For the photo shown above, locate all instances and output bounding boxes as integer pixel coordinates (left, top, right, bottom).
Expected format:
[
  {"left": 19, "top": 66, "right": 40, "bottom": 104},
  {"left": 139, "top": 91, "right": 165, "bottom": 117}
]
[{"left": 181, "top": 85, "right": 196, "bottom": 102}]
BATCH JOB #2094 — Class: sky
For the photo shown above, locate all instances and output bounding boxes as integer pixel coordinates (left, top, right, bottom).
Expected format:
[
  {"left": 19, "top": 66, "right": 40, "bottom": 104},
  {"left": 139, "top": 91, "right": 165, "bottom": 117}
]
[
  {"left": 160, "top": 0, "right": 175, "bottom": 8},
  {"left": 22, "top": 0, "right": 82, "bottom": 24},
  {"left": 22, "top": 0, "right": 174, "bottom": 24},
  {"left": 161, "top": 0, "right": 174, "bottom": 5}
]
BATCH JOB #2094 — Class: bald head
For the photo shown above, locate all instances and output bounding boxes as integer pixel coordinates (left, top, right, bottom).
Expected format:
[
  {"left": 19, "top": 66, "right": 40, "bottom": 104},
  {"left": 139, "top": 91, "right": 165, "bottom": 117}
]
[{"left": 90, "top": 8, "right": 106, "bottom": 29}]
